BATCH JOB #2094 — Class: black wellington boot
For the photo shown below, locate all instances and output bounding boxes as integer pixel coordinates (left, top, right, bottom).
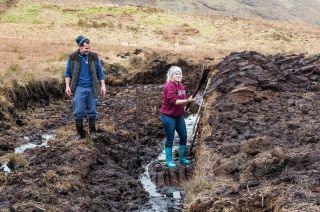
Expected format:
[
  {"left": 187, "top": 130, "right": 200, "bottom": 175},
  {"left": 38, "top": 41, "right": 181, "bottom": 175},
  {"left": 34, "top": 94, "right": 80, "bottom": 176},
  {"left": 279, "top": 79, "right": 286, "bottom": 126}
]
[
  {"left": 76, "top": 120, "right": 85, "bottom": 140},
  {"left": 89, "top": 119, "right": 96, "bottom": 133},
  {"left": 89, "top": 119, "right": 97, "bottom": 139}
]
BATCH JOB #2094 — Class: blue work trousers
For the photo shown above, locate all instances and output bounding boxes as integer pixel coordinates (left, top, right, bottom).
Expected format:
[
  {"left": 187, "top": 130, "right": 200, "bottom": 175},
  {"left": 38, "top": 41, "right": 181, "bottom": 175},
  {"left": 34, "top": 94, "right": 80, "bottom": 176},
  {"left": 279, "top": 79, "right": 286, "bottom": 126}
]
[
  {"left": 73, "top": 86, "right": 98, "bottom": 121},
  {"left": 161, "top": 114, "right": 187, "bottom": 148}
]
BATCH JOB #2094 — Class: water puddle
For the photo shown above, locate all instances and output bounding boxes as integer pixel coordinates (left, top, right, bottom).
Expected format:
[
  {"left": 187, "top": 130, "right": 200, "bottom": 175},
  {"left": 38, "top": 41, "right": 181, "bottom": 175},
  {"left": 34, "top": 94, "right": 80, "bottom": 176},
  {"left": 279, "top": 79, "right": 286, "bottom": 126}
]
[
  {"left": 1, "top": 162, "right": 11, "bottom": 175},
  {"left": 15, "top": 133, "right": 54, "bottom": 154},
  {"left": 1, "top": 133, "right": 55, "bottom": 175},
  {"left": 139, "top": 160, "right": 168, "bottom": 211}
]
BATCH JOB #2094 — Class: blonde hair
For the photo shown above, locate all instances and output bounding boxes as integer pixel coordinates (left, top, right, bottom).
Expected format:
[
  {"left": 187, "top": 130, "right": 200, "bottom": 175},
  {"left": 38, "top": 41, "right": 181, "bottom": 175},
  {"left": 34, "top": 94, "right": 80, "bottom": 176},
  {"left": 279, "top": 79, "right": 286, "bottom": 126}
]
[{"left": 166, "top": 66, "right": 182, "bottom": 83}]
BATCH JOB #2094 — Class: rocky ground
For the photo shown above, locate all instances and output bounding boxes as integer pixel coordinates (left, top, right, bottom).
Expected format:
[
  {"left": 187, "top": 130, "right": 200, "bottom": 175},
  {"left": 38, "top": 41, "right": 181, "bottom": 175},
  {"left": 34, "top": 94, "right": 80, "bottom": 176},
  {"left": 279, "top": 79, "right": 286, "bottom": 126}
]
[{"left": 188, "top": 51, "right": 320, "bottom": 211}]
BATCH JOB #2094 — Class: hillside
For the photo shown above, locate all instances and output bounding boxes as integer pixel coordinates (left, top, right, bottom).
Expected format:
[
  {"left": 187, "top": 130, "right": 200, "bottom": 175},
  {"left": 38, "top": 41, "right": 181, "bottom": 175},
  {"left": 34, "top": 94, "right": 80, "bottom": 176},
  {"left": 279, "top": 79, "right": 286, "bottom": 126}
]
[
  {"left": 101, "top": 0, "right": 320, "bottom": 26},
  {"left": 0, "top": 0, "right": 320, "bottom": 86}
]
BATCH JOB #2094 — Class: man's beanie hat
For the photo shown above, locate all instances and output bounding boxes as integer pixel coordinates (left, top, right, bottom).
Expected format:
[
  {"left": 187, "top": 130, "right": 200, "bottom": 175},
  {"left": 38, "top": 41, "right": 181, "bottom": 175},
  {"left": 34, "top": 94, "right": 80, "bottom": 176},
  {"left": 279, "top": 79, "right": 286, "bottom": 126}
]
[{"left": 75, "top": 35, "right": 89, "bottom": 46}]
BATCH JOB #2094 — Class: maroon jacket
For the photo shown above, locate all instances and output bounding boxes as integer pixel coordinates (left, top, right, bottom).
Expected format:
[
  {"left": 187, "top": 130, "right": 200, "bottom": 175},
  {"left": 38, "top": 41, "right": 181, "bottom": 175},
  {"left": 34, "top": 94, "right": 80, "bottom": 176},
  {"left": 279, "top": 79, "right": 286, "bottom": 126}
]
[{"left": 160, "top": 81, "right": 187, "bottom": 117}]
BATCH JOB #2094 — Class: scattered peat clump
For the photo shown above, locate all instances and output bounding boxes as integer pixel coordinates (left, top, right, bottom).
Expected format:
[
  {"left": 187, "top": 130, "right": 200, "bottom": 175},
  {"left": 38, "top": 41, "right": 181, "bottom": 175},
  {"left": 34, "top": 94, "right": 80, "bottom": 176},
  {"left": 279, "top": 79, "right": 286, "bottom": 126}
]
[{"left": 189, "top": 51, "right": 320, "bottom": 211}]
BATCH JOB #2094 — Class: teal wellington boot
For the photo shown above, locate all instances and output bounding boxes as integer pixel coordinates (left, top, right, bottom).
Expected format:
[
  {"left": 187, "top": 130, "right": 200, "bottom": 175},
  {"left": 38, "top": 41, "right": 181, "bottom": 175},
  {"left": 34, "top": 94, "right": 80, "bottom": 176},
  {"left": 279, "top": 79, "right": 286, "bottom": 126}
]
[
  {"left": 165, "top": 147, "right": 176, "bottom": 168},
  {"left": 179, "top": 145, "right": 191, "bottom": 165}
]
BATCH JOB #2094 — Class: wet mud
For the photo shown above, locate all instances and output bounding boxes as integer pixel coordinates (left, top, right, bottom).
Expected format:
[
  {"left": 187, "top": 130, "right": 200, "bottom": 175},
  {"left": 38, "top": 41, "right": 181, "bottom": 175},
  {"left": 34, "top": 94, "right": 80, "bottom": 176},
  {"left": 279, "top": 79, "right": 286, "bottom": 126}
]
[
  {"left": 0, "top": 85, "right": 163, "bottom": 211},
  {"left": 191, "top": 51, "right": 320, "bottom": 211},
  {"left": 0, "top": 51, "right": 212, "bottom": 211}
]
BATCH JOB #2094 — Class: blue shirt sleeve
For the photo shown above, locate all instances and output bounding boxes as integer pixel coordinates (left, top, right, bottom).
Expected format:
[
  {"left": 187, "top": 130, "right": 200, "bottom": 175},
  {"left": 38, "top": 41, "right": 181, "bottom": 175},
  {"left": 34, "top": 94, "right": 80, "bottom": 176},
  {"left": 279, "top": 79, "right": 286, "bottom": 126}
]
[
  {"left": 64, "top": 59, "right": 72, "bottom": 78},
  {"left": 95, "top": 58, "right": 105, "bottom": 81}
]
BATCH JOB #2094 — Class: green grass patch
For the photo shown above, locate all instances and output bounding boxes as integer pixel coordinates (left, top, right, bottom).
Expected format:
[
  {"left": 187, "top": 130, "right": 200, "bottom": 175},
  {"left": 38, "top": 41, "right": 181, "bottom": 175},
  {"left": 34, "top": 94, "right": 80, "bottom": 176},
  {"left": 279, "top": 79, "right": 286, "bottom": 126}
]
[
  {"left": 139, "top": 12, "right": 183, "bottom": 27},
  {"left": 0, "top": 2, "right": 44, "bottom": 24},
  {"left": 197, "top": 24, "right": 216, "bottom": 36},
  {"left": 62, "top": 5, "right": 179, "bottom": 28},
  {"left": 81, "top": 5, "right": 140, "bottom": 16}
]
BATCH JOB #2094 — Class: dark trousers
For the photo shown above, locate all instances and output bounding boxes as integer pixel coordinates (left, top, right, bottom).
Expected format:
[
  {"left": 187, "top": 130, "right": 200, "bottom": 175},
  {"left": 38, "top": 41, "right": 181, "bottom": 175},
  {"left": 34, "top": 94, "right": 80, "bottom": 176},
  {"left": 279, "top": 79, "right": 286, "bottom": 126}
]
[{"left": 161, "top": 114, "right": 187, "bottom": 148}]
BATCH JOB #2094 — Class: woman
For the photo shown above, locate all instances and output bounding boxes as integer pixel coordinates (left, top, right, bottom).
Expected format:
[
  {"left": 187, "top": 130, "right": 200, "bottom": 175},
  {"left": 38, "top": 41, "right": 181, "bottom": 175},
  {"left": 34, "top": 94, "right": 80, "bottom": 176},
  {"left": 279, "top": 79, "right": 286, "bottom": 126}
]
[{"left": 160, "top": 66, "right": 194, "bottom": 168}]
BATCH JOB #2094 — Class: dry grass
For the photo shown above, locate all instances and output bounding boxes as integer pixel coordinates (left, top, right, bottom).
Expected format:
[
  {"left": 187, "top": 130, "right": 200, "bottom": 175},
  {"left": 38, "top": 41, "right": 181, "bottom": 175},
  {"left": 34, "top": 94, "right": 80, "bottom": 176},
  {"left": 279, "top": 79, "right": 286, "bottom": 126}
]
[
  {"left": 183, "top": 144, "right": 215, "bottom": 204},
  {"left": 0, "top": 0, "right": 319, "bottom": 88},
  {"left": 53, "top": 125, "right": 75, "bottom": 141},
  {"left": 0, "top": 94, "right": 12, "bottom": 108},
  {"left": 5, "top": 153, "right": 28, "bottom": 168},
  {"left": 183, "top": 92, "right": 220, "bottom": 209},
  {"left": 45, "top": 170, "right": 59, "bottom": 183},
  {"left": 99, "top": 121, "right": 116, "bottom": 134}
]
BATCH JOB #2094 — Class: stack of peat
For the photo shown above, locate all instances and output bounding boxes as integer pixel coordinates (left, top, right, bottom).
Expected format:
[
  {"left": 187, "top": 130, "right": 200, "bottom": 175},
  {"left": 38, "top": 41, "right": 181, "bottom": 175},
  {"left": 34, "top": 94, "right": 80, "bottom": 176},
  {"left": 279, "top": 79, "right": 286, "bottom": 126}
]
[{"left": 192, "top": 51, "right": 320, "bottom": 211}]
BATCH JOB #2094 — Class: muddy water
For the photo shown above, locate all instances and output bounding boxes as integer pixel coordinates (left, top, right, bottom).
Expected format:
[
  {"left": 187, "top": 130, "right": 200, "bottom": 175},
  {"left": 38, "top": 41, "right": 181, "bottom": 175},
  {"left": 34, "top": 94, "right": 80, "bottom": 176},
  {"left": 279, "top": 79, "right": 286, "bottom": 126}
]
[
  {"left": 1, "top": 133, "right": 55, "bottom": 175},
  {"left": 14, "top": 133, "right": 55, "bottom": 154}
]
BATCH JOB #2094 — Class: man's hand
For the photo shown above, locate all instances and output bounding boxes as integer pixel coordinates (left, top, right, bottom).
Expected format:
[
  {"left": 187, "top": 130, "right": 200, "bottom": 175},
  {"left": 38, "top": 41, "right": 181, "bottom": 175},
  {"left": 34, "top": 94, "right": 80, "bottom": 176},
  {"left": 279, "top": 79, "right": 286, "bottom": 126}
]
[
  {"left": 65, "top": 78, "right": 72, "bottom": 97},
  {"left": 100, "top": 84, "right": 106, "bottom": 97},
  {"left": 65, "top": 86, "right": 72, "bottom": 96}
]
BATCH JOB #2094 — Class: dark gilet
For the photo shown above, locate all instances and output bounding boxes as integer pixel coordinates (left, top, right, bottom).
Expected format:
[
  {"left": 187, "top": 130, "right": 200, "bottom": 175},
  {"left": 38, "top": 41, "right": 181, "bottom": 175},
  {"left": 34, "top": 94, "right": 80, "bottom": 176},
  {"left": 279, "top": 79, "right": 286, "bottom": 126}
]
[{"left": 69, "top": 50, "right": 100, "bottom": 97}]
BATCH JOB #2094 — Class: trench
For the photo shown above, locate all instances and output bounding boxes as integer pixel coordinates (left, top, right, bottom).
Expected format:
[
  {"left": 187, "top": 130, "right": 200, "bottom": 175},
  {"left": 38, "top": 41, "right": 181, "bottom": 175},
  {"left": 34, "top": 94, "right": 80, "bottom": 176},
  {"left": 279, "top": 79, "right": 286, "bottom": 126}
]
[
  {"left": 0, "top": 53, "right": 211, "bottom": 210},
  {"left": 0, "top": 85, "right": 204, "bottom": 211}
]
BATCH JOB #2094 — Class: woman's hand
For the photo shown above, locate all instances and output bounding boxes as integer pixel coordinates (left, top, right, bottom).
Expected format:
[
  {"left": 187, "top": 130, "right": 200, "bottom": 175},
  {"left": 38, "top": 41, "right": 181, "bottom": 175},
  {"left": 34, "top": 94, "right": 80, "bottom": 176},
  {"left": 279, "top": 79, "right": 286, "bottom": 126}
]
[
  {"left": 187, "top": 96, "right": 194, "bottom": 103},
  {"left": 175, "top": 97, "right": 195, "bottom": 105}
]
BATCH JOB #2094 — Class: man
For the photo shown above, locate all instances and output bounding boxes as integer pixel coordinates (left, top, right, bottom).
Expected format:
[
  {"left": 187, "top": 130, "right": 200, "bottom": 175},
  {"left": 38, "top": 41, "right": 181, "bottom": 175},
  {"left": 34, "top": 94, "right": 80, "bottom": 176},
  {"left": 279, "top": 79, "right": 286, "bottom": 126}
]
[{"left": 65, "top": 35, "right": 106, "bottom": 139}]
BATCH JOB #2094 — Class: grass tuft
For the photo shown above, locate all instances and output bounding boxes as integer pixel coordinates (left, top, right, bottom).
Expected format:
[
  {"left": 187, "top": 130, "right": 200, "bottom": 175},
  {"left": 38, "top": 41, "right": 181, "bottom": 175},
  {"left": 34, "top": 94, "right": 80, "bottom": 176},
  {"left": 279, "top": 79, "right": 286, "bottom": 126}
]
[
  {"left": 4, "top": 63, "right": 22, "bottom": 77},
  {"left": 77, "top": 18, "right": 114, "bottom": 29},
  {"left": 268, "top": 32, "right": 291, "bottom": 42},
  {"left": 7, "top": 153, "right": 27, "bottom": 169},
  {"left": 18, "top": 55, "right": 25, "bottom": 60},
  {"left": 112, "top": 62, "right": 127, "bottom": 74},
  {"left": 183, "top": 144, "right": 216, "bottom": 208},
  {"left": 129, "top": 56, "right": 143, "bottom": 69}
]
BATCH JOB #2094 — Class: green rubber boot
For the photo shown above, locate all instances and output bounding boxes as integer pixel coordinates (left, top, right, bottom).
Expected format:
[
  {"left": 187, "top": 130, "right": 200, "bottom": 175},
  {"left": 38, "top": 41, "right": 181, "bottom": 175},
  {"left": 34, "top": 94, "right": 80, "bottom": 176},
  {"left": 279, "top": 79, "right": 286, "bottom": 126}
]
[
  {"left": 179, "top": 145, "right": 191, "bottom": 165},
  {"left": 165, "top": 147, "right": 177, "bottom": 168}
]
